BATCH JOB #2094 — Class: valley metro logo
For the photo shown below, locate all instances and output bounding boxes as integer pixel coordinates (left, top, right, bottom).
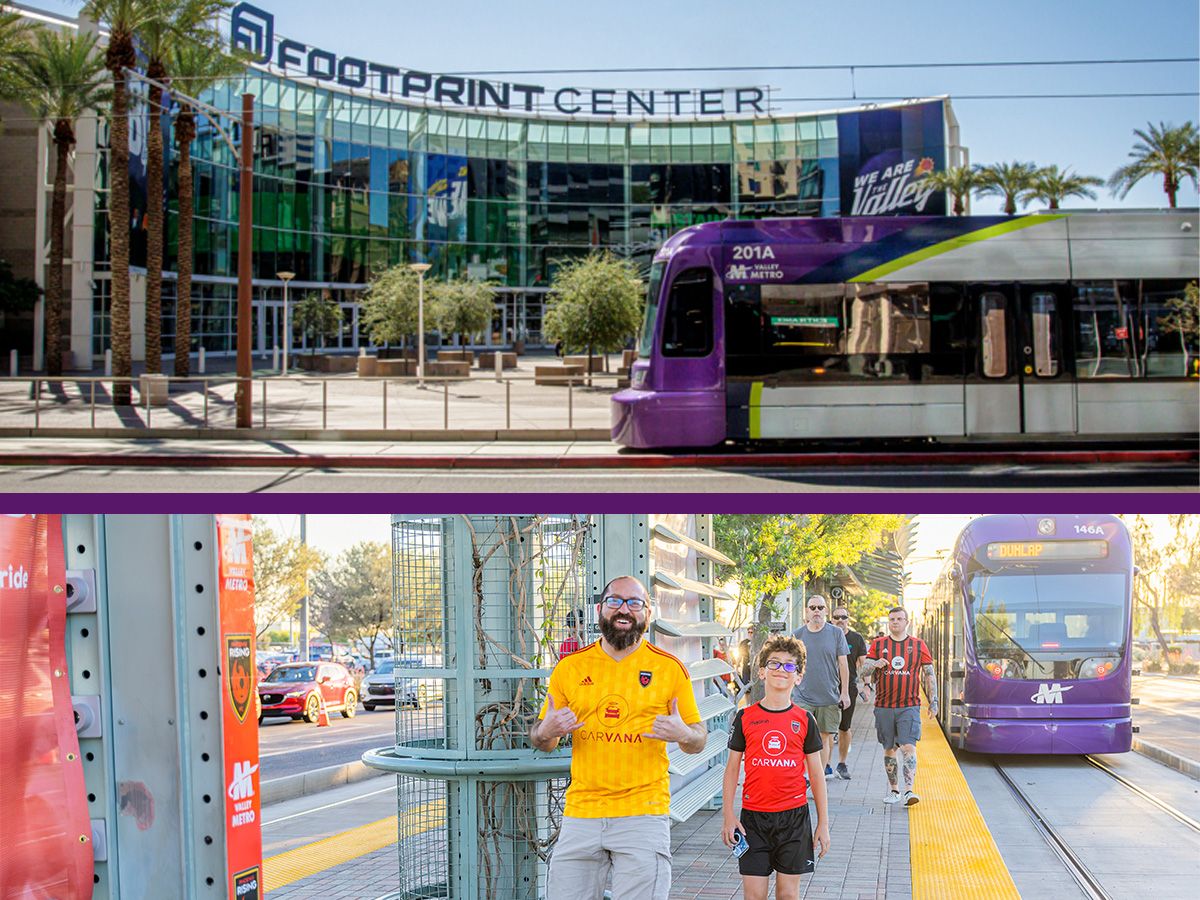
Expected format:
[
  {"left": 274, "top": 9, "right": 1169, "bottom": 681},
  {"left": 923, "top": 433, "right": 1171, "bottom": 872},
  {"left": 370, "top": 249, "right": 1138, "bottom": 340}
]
[{"left": 1031, "top": 683, "right": 1074, "bottom": 704}]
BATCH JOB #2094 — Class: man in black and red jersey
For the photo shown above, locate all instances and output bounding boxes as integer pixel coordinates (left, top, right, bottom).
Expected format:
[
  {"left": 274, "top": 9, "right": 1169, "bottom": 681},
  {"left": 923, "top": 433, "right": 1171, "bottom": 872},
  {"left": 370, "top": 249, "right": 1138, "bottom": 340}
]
[
  {"left": 857, "top": 606, "right": 938, "bottom": 807},
  {"left": 721, "top": 636, "right": 830, "bottom": 900}
]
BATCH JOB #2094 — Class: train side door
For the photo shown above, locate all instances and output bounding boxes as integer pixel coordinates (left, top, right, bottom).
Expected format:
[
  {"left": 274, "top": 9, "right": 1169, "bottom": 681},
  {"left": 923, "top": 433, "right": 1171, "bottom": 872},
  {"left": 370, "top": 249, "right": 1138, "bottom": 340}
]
[
  {"left": 1016, "top": 284, "right": 1077, "bottom": 434},
  {"left": 965, "top": 285, "right": 1020, "bottom": 435}
]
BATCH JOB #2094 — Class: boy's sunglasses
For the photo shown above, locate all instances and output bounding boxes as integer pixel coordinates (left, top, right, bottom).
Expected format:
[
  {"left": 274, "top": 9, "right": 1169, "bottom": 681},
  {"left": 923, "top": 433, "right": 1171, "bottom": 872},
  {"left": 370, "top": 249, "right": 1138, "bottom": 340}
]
[{"left": 764, "top": 660, "right": 799, "bottom": 672}]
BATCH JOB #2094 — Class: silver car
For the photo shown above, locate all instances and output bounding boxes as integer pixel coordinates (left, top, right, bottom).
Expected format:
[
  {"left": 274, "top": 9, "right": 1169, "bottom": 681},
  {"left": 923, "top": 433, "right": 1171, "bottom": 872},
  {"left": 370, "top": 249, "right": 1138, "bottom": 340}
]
[{"left": 360, "top": 657, "right": 423, "bottom": 711}]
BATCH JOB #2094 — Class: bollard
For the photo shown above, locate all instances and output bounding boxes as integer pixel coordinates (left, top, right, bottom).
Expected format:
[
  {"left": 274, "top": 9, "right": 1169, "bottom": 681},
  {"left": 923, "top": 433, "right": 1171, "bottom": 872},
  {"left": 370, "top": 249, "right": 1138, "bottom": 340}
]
[
  {"left": 198, "top": 346, "right": 206, "bottom": 374},
  {"left": 9, "top": 349, "right": 16, "bottom": 376},
  {"left": 272, "top": 346, "right": 279, "bottom": 372},
  {"left": 494, "top": 349, "right": 503, "bottom": 382},
  {"left": 104, "top": 348, "right": 112, "bottom": 377}
]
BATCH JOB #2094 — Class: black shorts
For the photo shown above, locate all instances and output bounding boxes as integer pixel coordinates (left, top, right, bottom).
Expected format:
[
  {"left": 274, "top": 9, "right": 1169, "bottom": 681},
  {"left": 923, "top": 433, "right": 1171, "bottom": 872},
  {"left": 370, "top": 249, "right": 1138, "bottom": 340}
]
[
  {"left": 738, "top": 806, "right": 815, "bottom": 877},
  {"left": 839, "top": 691, "right": 856, "bottom": 732}
]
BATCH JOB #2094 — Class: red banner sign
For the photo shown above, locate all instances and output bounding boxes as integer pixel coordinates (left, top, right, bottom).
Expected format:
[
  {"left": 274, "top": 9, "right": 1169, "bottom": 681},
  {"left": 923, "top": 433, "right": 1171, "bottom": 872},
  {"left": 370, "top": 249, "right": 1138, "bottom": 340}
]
[
  {"left": 216, "top": 515, "right": 262, "bottom": 900},
  {"left": 0, "top": 514, "right": 92, "bottom": 899}
]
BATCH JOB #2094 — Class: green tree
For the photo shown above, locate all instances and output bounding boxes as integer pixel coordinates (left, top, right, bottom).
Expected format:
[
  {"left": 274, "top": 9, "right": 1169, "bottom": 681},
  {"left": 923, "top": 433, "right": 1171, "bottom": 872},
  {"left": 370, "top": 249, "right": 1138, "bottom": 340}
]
[
  {"left": 1108, "top": 121, "right": 1199, "bottom": 209},
  {"left": 294, "top": 292, "right": 343, "bottom": 357},
  {"left": 0, "top": 6, "right": 35, "bottom": 111},
  {"left": 12, "top": 29, "right": 109, "bottom": 376},
  {"left": 1126, "top": 515, "right": 1175, "bottom": 662},
  {"left": 251, "top": 518, "right": 325, "bottom": 640},
  {"left": 136, "top": 0, "right": 232, "bottom": 376},
  {"left": 1023, "top": 165, "right": 1103, "bottom": 210},
  {"left": 83, "top": 0, "right": 161, "bottom": 405},
  {"left": 360, "top": 264, "right": 422, "bottom": 348},
  {"left": 311, "top": 541, "right": 393, "bottom": 668},
  {"left": 543, "top": 252, "right": 643, "bottom": 374},
  {"left": 975, "top": 161, "right": 1040, "bottom": 215},
  {"left": 432, "top": 277, "right": 495, "bottom": 346},
  {"left": 918, "top": 165, "right": 984, "bottom": 216},
  {"left": 169, "top": 39, "right": 244, "bottom": 376},
  {"left": 845, "top": 588, "right": 897, "bottom": 637},
  {"left": 713, "top": 514, "right": 903, "bottom": 700}
]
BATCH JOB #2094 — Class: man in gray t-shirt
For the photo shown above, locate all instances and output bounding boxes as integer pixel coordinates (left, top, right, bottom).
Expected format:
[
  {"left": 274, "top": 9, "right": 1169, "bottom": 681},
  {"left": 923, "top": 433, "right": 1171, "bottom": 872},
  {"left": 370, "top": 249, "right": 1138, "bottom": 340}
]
[{"left": 792, "top": 594, "right": 850, "bottom": 776}]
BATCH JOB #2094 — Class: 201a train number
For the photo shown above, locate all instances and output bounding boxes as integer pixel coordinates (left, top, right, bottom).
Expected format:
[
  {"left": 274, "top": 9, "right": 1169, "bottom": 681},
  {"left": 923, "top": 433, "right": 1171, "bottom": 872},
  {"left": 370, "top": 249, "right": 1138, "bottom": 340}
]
[{"left": 731, "top": 244, "right": 776, "bottom": 260}]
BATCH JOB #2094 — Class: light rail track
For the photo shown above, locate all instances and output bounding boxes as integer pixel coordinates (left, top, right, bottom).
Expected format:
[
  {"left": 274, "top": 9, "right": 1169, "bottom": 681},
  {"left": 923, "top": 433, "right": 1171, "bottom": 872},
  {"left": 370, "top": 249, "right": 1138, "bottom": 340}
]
[
  {"left": 1084, "top": 755, "right": 1200, "bottom": 833},
  {"left": 991, "top": 761, "right": 1112, "bottom": 900}
]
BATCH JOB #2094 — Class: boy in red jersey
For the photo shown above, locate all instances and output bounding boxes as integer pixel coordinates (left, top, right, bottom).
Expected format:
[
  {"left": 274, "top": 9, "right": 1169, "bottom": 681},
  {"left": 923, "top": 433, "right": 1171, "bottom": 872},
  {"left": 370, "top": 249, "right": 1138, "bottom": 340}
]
[
  {"left": 721, "top": 636, "right": 830, "bottom": 900},
  {"left": 857, "top": 606, "right": 938, "bottom": 807}
]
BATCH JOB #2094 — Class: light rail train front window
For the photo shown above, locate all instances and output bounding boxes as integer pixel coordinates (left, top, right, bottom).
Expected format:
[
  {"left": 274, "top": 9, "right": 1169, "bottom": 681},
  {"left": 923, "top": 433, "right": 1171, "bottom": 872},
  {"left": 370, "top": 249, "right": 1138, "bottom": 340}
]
[
  {"left": 968, "top": 571, "right": 1127, "bottom": 679},
  {"left": 638, "top": 263, "right": 665, "bottom": 359}
]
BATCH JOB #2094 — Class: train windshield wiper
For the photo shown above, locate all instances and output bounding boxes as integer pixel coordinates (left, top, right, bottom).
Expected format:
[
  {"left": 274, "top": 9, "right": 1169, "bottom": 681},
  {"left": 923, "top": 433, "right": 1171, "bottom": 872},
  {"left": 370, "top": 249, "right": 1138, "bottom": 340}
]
[{"left": 976, "top": 613, "right": 1037, "bottom": 665}]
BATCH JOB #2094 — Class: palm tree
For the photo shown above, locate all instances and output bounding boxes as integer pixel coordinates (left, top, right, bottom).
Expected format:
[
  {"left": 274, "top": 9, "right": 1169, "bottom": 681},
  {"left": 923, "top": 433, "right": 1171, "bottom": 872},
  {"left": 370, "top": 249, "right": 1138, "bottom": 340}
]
[
  {"left": 917, "top": 165, "right": 984, "bottom": 216},
  {"left": 170, "top": 38, "right": 244, "bottom": 377},
  {"left": 1022, "top": 165, "right": 1103, "bottom": 210},
  {"left": 1108, "top": 121, "right": 1199, "bottom": 209},
  {"left": 975, "top": 161, "right": 1040, "bottom": 215},
  {"left": 137, "top": 0, "right": 232, "bottom": 378},
  {"left": 83, "top": 0, "right": 160, "bottom": 404},
  {"left": 12, "top": 30, "right": 109, "bottom": 376},
  {"left": 0, "top": 6, "right": 36, "bottom": 113}
]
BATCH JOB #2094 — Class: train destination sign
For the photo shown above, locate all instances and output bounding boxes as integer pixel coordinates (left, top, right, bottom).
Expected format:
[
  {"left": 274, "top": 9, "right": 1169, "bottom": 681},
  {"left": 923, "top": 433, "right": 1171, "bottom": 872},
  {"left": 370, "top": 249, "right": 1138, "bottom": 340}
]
[
  {"left": 230, "top": 3, "right": 767, "bottom": 118},
  {"left": 985, "top": 541, "right": 1109, "bottom": 561}
]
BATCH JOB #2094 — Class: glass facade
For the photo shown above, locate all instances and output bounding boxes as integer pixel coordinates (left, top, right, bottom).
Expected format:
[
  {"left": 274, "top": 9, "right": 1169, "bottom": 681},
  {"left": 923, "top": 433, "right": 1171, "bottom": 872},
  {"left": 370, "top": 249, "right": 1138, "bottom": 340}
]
[{"left": 88, "top": 69, "right": 949, "bottom": 354}]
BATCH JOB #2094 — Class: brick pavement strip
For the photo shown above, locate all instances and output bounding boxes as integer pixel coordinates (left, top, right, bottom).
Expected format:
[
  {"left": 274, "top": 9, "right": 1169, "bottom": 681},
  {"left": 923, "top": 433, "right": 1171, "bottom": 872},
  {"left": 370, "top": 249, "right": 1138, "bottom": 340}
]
[{"left": 265, "top": 703, "right": 914, "bottom": 899}]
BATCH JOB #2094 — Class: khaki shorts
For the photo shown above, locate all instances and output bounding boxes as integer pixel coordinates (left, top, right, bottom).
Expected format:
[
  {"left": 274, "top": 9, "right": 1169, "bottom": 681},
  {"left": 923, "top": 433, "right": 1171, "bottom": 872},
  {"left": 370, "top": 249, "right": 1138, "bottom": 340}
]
[
  {"left": 547, "top": 814, "right": 671, "bottom": 900},
  {"left": 799, "top": 701, "right": 842, "bottom": 735}
]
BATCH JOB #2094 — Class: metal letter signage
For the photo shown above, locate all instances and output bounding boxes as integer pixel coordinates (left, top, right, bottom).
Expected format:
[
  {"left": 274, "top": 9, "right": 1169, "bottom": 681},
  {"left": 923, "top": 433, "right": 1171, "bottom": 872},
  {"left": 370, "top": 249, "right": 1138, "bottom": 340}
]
[{"left": 229, "top": 3, "right": 765, "bottom": 118}]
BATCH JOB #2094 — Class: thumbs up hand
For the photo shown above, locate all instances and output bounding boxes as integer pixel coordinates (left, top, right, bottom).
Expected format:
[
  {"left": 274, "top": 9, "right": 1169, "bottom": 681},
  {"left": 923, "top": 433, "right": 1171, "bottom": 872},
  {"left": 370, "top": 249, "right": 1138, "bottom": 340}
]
[
  {"left": 642, "top": 698, "right": 691, "bottom": 743},
  {"left": 541, "top": 694, "right": 584, "bottom": 740}
]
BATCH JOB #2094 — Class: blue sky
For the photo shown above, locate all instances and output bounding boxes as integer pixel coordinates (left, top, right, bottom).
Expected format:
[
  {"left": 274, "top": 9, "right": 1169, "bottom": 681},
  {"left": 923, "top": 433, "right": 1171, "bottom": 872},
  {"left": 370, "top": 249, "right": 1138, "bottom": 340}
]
[{"left": 42, "top": 0, "right": 1200, "bottom": 212}]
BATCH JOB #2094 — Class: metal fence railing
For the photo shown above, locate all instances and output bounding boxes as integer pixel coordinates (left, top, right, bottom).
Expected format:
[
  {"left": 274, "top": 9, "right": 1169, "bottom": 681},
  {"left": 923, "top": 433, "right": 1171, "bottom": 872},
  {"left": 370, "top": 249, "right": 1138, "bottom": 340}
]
[{"left": 0, "top": 372, "right": 622, "bottom": 433}]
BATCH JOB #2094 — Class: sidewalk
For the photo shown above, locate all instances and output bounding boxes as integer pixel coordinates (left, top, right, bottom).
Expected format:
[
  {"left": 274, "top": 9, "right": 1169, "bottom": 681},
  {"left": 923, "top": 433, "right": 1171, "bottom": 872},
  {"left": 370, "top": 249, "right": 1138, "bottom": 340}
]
[
  {"left": 264, "top": 701, "right": 914, "bottom": 899},
  {"left": 0, "top": 352, "right": 617, "bottom": 436}
]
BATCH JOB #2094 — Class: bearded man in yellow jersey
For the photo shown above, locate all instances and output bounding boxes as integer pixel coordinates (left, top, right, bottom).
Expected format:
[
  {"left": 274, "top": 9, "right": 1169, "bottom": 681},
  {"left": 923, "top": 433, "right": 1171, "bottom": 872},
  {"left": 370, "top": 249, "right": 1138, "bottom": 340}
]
[{"left": 533, "top": 574, "right": 707, "bottom": 899}]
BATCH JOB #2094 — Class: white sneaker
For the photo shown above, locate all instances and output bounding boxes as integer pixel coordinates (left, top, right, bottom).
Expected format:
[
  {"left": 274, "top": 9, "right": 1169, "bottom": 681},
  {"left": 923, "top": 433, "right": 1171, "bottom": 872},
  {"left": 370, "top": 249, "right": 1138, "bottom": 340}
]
[
  {"left": 883, "top": 790, "right": 902, "bottom": 804},
  {"left": 904, "top": 790, "right": 920, "bottom": 807}
]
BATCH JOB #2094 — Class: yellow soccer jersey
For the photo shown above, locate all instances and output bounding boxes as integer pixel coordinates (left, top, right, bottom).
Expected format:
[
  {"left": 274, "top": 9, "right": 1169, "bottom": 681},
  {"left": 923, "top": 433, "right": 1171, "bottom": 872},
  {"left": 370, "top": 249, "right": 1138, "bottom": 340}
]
[{"left": 539, "top": 639, "right": 701, "bottom": 817}]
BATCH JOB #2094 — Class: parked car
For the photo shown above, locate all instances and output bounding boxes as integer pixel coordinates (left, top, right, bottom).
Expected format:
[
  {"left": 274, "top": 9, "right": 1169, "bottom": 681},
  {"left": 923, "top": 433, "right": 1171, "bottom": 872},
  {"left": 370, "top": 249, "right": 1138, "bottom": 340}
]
[
  {"left": 361, "top": 657, "right": 425, "bottom": 711},
  {"left": 257, "top": 661, "right": 358, "bottom": 724}
]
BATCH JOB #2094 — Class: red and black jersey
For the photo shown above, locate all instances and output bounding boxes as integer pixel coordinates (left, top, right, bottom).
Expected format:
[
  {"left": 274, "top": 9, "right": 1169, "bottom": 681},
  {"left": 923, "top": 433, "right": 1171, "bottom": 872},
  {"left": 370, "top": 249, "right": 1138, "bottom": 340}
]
[
  {"left": 866, "top": 635, "right": 932, "bottom": 708},
  {"left": 728, "top": 702, "right": 822, "bottom": 812}
]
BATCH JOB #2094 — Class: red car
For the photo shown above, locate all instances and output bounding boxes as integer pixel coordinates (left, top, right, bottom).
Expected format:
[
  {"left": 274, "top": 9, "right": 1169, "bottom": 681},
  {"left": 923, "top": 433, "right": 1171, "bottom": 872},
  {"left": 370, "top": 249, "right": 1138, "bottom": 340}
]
[{"left": 257, "top": 661, "right": 358, "bottom": 724}]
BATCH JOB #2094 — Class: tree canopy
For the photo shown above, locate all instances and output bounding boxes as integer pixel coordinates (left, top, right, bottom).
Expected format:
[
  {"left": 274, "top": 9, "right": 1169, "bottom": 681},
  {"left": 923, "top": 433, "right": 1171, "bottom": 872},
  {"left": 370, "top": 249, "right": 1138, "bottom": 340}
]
[
  {"left": 294, "top": 292, "right": 342, "bottom": 355},
  {"left": 360, "top": 264, "right": 423, "bottom": 346},
  {"left": 310, "top": 540, "right": 393, "bottom": 668},
  {"left": 251, "top": 518, "right": 325, "bottom": 639},
  {"left": 713, "top": 514, "right": 903, "bottom": 697},
  {"left": 432, "top": 277, "right": 495, "bottom": 344},
  {"left": 543, "top": 252, "right": 644, "bottom": 358}
]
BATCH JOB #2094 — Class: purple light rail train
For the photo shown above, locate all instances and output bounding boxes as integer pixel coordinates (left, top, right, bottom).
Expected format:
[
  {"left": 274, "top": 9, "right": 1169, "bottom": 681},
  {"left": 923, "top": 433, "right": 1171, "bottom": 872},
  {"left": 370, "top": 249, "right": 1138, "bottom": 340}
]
[
  {"left": 611, "top": 212, "right": 1199, "bottom": 449},
  {"left": 919, "top": 514, "right": 1135, "bottom": 755}
]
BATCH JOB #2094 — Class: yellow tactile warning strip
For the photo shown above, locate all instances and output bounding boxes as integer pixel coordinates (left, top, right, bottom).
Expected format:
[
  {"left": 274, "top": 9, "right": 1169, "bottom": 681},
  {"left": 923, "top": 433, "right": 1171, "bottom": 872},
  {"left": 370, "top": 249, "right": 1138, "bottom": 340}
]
[
  {"left": 910, "top": 704, "right": 1020, "bottom": 900},
  {"left": 263, "top": 799, "right": 445, "bottom": 893}
]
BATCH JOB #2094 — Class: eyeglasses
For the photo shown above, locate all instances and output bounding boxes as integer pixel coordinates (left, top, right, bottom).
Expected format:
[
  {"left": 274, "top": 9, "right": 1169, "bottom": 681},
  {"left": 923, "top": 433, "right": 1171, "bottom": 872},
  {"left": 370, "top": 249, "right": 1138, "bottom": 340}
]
[
  {"left": 764, "top": 660, "right": 799, "bottom": 672},
  {"left": 808, "top": 605, "right": 826, "bottom": 611},
  {"left": 602, "top": 596, "right": 646, "bottom": 611},
  {"left": 832, "top": 614, "right": 849, "bottom": 620}
]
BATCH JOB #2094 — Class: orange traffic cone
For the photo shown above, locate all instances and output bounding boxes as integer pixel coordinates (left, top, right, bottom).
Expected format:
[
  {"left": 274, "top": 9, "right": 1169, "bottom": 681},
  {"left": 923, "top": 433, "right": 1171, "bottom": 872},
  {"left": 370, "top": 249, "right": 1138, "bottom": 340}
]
[{"left": 316, "top": 695, "right": 330, "bottom": 727}]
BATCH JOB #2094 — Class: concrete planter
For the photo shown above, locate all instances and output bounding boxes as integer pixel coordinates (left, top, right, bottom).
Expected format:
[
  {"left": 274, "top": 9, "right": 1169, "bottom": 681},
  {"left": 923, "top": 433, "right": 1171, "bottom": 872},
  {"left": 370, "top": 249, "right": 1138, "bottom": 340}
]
[
  {"left": 139, "top": 373, "right": 169, "bottom": 406},
  {"left": 357, "top": 355, "right": 378, "bottom": 377}
]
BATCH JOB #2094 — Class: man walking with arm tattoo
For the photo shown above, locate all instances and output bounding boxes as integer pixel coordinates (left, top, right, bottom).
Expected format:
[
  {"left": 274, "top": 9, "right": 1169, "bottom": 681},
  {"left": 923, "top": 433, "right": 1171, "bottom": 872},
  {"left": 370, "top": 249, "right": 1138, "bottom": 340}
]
[{"left": 857, "top": 607, "right": 938, "bottom": 807}]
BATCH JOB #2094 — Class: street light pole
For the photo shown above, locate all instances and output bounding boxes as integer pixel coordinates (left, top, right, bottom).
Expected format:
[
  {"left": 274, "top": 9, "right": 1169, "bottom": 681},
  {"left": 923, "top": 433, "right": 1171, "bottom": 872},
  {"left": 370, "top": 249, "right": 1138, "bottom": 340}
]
[
  {"left": 277, "top": 271, "right": 295, "bottom": 374},
  {"left": 235, "top": 93, "right": 254, "bottom": 428},
  {"left": 409, "top": 262, "right": 432, "bottom": 385}
]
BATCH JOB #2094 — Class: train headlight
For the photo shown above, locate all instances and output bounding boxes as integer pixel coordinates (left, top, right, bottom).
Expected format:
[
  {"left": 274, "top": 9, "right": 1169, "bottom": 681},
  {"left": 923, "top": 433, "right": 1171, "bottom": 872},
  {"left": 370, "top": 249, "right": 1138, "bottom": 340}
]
[{"left": 1079, "top": 657, "right": 1117, "bottom": 679}]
